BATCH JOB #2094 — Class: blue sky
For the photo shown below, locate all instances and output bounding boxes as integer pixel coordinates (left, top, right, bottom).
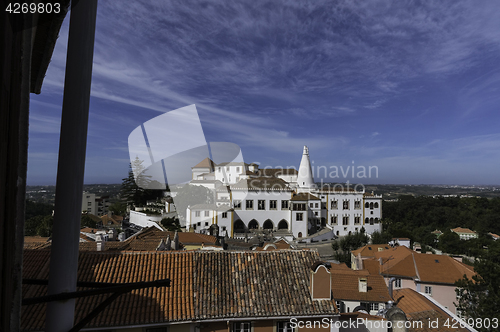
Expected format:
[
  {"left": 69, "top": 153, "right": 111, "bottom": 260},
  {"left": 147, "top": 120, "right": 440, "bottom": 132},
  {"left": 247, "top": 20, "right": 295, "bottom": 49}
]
[{"left": 28, "top": 0, "right": 500, "bottom": 185}]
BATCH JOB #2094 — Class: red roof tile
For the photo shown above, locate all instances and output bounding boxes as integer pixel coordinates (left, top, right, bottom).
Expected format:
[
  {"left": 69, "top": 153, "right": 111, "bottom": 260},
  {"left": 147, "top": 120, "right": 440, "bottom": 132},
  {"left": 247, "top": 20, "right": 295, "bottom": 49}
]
[
  {"left": 393, "top": 288, "right": 469, "bottom": 332},
  {"left": 21, "top": 250, "right": 337, "bottom": 330}
]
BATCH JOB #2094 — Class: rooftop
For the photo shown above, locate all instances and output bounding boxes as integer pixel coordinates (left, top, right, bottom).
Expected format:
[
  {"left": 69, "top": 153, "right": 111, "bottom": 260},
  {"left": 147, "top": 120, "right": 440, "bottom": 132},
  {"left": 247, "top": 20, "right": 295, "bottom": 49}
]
[
  {"left": 450, "top": 227, "right": 477, "bottom": 234},
  {"left": 22, "top": 250, "right": 337, "bottom": 330},
  {"left": 393, "top": 288, "right": 471, "bottom": 332},
  {"left": 330, "top": 267, "right": 391, "bottom": 303}
]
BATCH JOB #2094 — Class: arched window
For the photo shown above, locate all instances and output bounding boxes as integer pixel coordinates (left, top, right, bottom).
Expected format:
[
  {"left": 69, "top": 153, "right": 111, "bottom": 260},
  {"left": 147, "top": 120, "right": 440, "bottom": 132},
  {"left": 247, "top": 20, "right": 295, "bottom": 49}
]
[
  {"left": 298, "top": 232, "right": 303, "bottom": 238},
  {"left": 263, "top": 219, "right": 274, "bottom": 230},
  {"left": 370, "top": 202, "right": 374, "bottom": 209},
  {"left": 374, "top": 218, "right": 379, "bottom": 224},
  {"left": 374, "top": 202, "right": 379, "bottom": 208},
  {"left": 365, "top": 218, "right": 369, "bottom": 223},
  {"left": 278, "top": 219, "right": 289, "bottom": 230},
  {"left": 365, "top": 202, "right": 369, "bottom": 208},
  {"left": 234, "top": 219, "right": 245, "bottom": 233},
  {"left": 248, "top": 219, "right": 259, "bottom": 230},
  {"left": 369, "top": 218, "right": 374, "bottom": 225}
]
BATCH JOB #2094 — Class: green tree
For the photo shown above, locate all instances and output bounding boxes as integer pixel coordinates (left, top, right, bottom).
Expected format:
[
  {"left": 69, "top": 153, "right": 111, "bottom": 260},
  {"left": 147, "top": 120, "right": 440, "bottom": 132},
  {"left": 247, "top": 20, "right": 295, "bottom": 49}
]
[
  {"left": 172, "top": 185, "right": 214, "bottom": 220},
  {"left": 120, "top": 157, "right": 164, "bottom": 207},
  {"left": 455, "top": 243, "right": 500, "bottom": 331},
  {"left": 81, "top": 214, "right": 98, "bottom": 228},
  {"left": 332, "top": 231, "right": 369, "bottom": 265},
  {"left": 438, "top": 231, "right": 463, "bottom": 254},
  {"left": 108, "top": 201, "right": 127, "bottom": 216},
  {"left": 161, "top": 217, "right": 182, "bottom": 231},
  {"left": 371, "top": 230, "right": 392, "bottom": 244}
]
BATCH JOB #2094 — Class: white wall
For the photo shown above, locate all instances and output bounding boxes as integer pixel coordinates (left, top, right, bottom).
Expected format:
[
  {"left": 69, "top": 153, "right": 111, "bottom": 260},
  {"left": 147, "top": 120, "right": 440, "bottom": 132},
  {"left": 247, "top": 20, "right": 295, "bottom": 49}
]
[{"left": 129, "top": 210, "right": 163, "bottom": 230}]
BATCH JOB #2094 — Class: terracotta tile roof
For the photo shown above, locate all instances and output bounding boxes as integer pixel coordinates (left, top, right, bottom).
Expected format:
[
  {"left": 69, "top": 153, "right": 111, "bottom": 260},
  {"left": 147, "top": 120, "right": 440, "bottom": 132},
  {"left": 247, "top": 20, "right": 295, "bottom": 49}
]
[
  {"left": 192, "top": 157, "right": 215, "bottom": 169},
  {"left": 23, "top": 236, "right": 50, "bottom": 249},
  {"left": 363, "top": 246, "right": 476, "bottom": 285},
  {"left": 80, "top": 227, "right": 100, "bottom": 234},
  {"left": 193, "top": 251, "right": 337, "bottom": 319},
  {"left": 39, "top": 228, "right": 217, "bottom": 252},
  {"left": 351, "top": 244, "right": 392, "bottom": 258},
  {"left": 21, "top": 250, "right": 337, "bottom": 330},
  {"left": 489, "top": 232, "right": 500, "bottom": 239},
  {"left": 362, "top": 259, "right": 381, "bottom": 275},
  {"left": 291, "top": 193, "right": 320, "bottom": 201},
  {"left": 451, "top": 227, "right": 476, "bottom": 234},
  {"left": 79, "top": 233, "right": 95, "bottom": 242},
  {"left": 100, "top": 215, "right": 121, "bottom": 226},
  {"left": 393, "top": 288, "right": 469, "bottom": 332},
  {"left": 21, "top": 250, "right": 194, "bottom": 331},
  {"left": 412, "top": 253, "right": 475, "bottom": 284},
  {"left": 254, "top": 239, "right": 293, "bottom": 251},
  {"left": 330, "top": 267, "right": 391, "bottom": 303},
  {"left": 133, "top": 227, "right": 217, "bottom": 245}
]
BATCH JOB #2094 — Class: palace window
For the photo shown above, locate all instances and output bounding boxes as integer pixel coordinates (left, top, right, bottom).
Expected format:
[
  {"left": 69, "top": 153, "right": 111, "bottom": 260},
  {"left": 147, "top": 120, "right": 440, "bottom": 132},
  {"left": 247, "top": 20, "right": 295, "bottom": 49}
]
[
  {"left": 374, "top": 202, "right": 379, "bottom": 208},
  {"left": 258, "top": 200, "right": 266, "bottom": 210},
  {"left": 315, "top": 203, "right": 319, "bottom": 208},
  {"left": 222, "top": 212, "right": 227, "bottom": 218},
  {"left": 343, "top": 216, "right": 349, "bottom": 225},
  {"left": 354, "top": 201, "right": 361, "bottom": 209},
  {"left": 331, "top": 215, "right": 338, "bottom": 225},
  {"left": 354, "top": 216, "right": 360, "bottom": 224},
  {"left": 234, "top": 200, "right": 241, "bottom": 209},
  {"left": 296, "top": 213, "right": 303, "bottom": 221},
  {"left": 277, "top": 321, "right": 294, "bottom": 332},
  {"left": 246, "top": 200, "right": 253, "bottom": 210},
  {"left": 331, "top": 200, "right": 338, "bottom": 209},
  {"left": 343, "top": 201, "right": 349, "bottom": 210},
  {"left": 292, "top": 203, "right": 306, "bottom": 211},
  {"left": 195, "top": 211, "right": 200, "bottom": 217},
  {"left": 204, "top": 211, "right": 209, "bottom": 217},
  {"left": 281, "top": 200, "right": 289, "bottom": 209},
  {"left": 270, "top": 200, "right": 277, "bottom": 209},
  {"left": 233, "top": 322, "right": 251, "bottom": 332}
]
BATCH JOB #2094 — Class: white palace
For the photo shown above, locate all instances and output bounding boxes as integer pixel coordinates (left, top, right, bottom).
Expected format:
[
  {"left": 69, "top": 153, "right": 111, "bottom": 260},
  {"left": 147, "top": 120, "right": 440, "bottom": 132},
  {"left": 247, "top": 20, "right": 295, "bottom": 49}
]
[{"left": 184, "top": 146, "right": 382, "bottom": 239}]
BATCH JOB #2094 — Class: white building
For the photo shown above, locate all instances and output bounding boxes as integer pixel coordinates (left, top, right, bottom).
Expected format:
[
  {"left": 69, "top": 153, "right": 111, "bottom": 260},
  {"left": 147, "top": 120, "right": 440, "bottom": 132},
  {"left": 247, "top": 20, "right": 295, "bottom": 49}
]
[{"left": 185, "top": 146, "right": 382, "bottom": 239}]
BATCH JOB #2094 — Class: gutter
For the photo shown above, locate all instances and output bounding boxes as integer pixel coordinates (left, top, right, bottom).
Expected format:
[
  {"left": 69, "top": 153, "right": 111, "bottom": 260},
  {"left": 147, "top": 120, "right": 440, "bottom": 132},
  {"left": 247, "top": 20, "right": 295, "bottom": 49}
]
[{"left": 79, "top": 314, "right": 341, "bottom": 331}]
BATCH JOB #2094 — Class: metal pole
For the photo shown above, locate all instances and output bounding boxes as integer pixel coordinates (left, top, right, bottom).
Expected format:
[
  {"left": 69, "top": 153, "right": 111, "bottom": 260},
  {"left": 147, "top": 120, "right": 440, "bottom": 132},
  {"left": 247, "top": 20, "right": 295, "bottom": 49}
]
[{"left": 46, "top": 0, "right": 98, "bottom": 331}]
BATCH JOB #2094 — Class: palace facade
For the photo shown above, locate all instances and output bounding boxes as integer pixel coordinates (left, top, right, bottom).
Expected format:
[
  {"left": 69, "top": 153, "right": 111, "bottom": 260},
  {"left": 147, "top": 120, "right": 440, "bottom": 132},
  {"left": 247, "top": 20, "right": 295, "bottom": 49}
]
[{"left": 184, "top": 146, "right": 382, "bottom": 239}]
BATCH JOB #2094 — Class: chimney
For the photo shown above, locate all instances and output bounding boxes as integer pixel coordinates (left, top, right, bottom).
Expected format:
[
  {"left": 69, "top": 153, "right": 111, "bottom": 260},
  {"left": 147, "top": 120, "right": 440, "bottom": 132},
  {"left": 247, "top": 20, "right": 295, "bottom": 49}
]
[
  {"left": 165, "top": 235, "right": 171, "bottom": 250},
  {"left": 358, "top": 278, "right": 367, "bottom": 293},
  {"left": 96, "top": 234, "right": 105, "bottom": 251},
  {"left": 173, "top": 231, "right": 179, "bottom": 250},
  {"left": 310, "top": 261, "right": 332, "bottom": 300},
  {"left": 156, "top": 239, "right": 166, "bottom": 251}
]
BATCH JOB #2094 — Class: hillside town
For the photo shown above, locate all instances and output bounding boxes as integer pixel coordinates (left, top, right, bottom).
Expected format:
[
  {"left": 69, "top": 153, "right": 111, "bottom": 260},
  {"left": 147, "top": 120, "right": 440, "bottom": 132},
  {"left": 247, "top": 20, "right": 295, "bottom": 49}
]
[{"left": 21, "top": 147, "right": 492, "bottom": 332}]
